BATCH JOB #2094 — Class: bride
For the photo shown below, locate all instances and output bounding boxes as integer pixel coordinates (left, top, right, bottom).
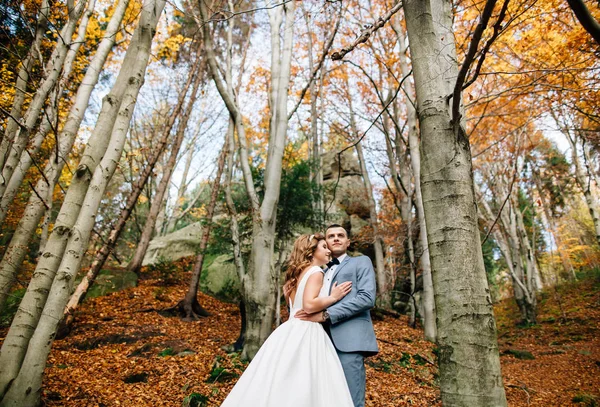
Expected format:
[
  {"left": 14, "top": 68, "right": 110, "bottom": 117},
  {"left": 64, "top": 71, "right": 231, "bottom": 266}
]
[{"left": 220, "top": 233, "right": 354, "bottom": 406}]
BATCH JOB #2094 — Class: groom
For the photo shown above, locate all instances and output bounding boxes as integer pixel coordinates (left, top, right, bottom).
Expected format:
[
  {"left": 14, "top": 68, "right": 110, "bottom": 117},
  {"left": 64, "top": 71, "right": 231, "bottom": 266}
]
[{"left": 297, "top": 224, "right": 378, "bottom": 407}]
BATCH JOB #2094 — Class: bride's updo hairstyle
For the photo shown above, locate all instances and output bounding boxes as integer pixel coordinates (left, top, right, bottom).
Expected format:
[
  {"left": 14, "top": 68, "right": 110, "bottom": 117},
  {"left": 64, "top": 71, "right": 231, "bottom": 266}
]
[{"left": 283, "top": 233, "right": 325, "bottom": 299}]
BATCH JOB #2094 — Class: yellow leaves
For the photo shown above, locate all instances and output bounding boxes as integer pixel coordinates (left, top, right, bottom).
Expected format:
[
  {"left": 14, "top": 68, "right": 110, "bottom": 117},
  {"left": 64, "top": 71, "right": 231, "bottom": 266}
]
[
  {"left": 189, "top": 204, "right": 207, "bottom": 220},
  {"left": 155, "top": 34, "right": 190, "bottom": 62}
]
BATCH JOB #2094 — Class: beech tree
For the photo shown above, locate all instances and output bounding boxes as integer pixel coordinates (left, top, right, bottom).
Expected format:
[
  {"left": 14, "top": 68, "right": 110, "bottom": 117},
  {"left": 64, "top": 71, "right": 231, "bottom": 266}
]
[
  {"left": 403, "top": 0, "right": 507, "bottom": 404},
  {"left": 198, "top": 0, "right": 297, "bottom": 359},
  {"left": 0, "top": 0, "right": 131, "bottom": 311},
  {"left": 0, "top": 0, "right": 166, "bottom": 403}
]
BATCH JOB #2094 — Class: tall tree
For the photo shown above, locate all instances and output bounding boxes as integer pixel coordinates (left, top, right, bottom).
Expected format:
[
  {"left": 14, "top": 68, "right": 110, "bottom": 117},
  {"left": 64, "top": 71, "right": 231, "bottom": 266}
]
[
  {"left": 0, "top": 0, "right": 131, "bottom": 311},
  {"left": 199, "top": 0, "right": 296, "bottom": 359},
  {"left": 403, "top": 0, "right": 507, "bottom": 405},
  {"left": 0, "top": 1, "right": 166, "bottom": 403},
  {"left": 173, "top": 143, "right": 228, "bottom": 320}
]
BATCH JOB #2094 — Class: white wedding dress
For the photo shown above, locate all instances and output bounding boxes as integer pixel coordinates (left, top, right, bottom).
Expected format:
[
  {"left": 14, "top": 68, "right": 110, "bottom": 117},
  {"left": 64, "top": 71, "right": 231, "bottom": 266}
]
[{"left": 221, "top": 266, "right": 354, "bottom": 406}]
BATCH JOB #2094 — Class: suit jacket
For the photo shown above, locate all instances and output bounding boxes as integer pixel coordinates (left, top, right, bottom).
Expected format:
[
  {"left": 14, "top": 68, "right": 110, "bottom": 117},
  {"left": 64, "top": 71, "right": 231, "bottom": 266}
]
[{"left": 326, "top": 255, "right": 379, "bottom": 356}]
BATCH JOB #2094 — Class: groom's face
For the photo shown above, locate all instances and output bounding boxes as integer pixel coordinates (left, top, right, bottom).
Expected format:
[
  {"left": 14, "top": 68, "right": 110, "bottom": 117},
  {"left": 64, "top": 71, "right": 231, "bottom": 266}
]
[{"left": 325, "top": 227, "right": 350, "bottom": 257}]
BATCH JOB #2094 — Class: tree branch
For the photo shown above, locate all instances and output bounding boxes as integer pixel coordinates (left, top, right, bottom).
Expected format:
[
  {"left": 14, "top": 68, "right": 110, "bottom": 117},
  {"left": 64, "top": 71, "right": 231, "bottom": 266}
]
[
  {"left": 566, "top": 0, "right": 600, "bottom": 45},
  {"left": 451, "top": 0, "right": 500, "bottom": 124},
  {"left": 330, "top": 1, "right": 403, "bottom": 61},
  {"left": 287, "top": 4, "right": 342, "bottom": 120}
]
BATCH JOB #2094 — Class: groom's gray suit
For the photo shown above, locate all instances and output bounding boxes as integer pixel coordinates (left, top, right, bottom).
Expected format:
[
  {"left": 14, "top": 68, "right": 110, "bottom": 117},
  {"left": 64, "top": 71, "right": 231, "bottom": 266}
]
[{"left": 325, "top": 254, "right": 378, "bottom": 407}]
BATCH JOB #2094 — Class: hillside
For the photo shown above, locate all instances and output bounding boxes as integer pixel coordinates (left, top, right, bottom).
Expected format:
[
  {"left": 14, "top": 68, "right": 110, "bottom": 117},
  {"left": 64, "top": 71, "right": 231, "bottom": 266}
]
[{"left": 1, "top": 265, "right": 597, "bottom": 406}]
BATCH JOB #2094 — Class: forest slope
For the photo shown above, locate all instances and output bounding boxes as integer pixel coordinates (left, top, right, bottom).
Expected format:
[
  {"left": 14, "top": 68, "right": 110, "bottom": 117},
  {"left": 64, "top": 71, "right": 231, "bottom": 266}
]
[{"left": 1, "top": 263, "right": 598, "bottom": 406}]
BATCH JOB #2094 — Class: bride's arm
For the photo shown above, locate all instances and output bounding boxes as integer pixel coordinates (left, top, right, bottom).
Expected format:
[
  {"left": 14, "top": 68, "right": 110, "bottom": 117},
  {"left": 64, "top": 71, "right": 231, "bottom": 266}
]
[{"left": 302, "top": 272, "right": 352, "bottom": 314}]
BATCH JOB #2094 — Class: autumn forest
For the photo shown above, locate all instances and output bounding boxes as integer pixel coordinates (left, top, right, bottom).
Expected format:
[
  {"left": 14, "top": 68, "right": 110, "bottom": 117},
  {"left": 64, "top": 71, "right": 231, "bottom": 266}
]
[{"left": 0, "top": 0, "right": 599, "bottom": 406}]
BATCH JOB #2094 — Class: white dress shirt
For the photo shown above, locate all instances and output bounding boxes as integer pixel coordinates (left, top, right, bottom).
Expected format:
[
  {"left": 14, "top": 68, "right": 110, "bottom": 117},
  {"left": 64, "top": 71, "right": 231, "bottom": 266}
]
[{"left": 320, "top": 253, "right": 347, "bottom": 297}]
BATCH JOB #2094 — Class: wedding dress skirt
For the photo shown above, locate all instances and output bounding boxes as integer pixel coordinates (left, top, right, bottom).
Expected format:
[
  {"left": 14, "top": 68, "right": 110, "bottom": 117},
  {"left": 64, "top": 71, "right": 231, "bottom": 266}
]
[{"left": 221, "top": 267, "right": 353, "bottom": 407}]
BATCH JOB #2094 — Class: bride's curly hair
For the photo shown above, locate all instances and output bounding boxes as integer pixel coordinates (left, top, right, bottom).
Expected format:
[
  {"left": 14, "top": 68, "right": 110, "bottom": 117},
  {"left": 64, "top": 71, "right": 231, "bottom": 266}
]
[{"left": 283, "top": 233, "right": 325, "bottom": 300}]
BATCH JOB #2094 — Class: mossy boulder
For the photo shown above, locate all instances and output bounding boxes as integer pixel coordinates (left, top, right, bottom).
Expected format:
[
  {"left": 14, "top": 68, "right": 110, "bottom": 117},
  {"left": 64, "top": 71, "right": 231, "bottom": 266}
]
[
  {"left": 85, "top": 269, "right": 138, "bottom": 299},
  {"left": 200, "top": 254, "right": 240, "bottom": 303},
  {"left": 142, "top": 222, "right": 204, "bottom": 266}
]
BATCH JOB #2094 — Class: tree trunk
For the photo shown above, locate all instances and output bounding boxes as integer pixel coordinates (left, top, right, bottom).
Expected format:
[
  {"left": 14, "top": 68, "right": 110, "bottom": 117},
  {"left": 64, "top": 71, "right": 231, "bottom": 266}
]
[
  {"left": 128, "top": 61, "right": 204, "bottom": 274},
  {"left": 166, "top": 135, "right": 196, "bottom": 233},
  {"left": 343, "top": 73, "right": 388, "bottom": 307},
  {"left": 0, "top": 0, "right": 88, "bottom": 200},
  {"left": 175, "top": 144, "right": 228, "bottom": 320},
  {"left": 392, "top": 14, "right": 437, "bottom": 341},
  {"left": 565, "top": 131, "right": 600, "bottom": 245},
  {"left": 0, "top": 0, "right": 49, "bottom": 172},
  {"left": 532, "top": 168, "right": 575, "bottom": 279},
  {"left": 0, "top": 0, "right": 131, "bottom": 313},
  {"left": 223, "top": 119, "right": 246, "bottom": 349},
  {"left": 0, "top": 0, "right": 97, "bottom": 226},
  {"left": 403, "top": 0, "right": 507, "bottom": 405},
  {"left": 199, "top": 0, "right": 296, "bottom": 360},
  {"left": 0, "top": 1, "right": 164, "bottom": 401},
  {"left": 58, "top": 48, "right": 202, "bottom": 335},
  {"left": 356, "top": 141, "right": 389, "bottom": 306}
]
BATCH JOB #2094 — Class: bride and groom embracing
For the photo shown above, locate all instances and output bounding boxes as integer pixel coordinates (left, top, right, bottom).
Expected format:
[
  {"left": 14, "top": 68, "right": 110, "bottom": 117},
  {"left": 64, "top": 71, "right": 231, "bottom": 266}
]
[{"left": 221, "top": 225, "right": 379, "bottom": 407}]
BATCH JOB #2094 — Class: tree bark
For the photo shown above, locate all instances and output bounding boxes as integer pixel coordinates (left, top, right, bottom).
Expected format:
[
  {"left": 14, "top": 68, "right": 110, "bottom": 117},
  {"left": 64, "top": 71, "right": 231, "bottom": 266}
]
[
  {"left": 403, "top": 0, "right": 507, "bottom": 405},
  {"left": 392, "top": 14, "right": 437, "bottom": 341},
  {"left": 223, "top": 118, "right": 246, "bottom": 349},
  {"left": 0, "top": 0, "right": 131, "bottom": 312},
  {"left": 128, "top": 60, "right": 204, "bottom": 274},
  {"left": 0, "top": 1, "right": 164, "bottom": 402}
]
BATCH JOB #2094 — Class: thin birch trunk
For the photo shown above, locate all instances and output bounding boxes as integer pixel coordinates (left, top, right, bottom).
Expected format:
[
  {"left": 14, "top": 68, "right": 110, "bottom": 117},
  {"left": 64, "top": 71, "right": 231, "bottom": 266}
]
[
  {"left": 381, "top": 111, "right": 415, "bottom": 324},
  {"left": 565, "top": 131, "right": 600, "bottom": 245},
  {"left": 478, "top": 175, "right": 537, "bottom": 324},
  {"left": 0, "top": 0, "right": 161, "bottom": 399},
  {"left": 393, "top": 17, "right": 437, "bottom": 341},
  {"left": 403, "top": 0, "right": 507, "bottom": 404},
  {"left": 59, "top": 49, "right": 201, "bottom": 333},
  {"left": 0, "top": 0, "right": 88, "bottom": 200},
  {"left": 223, "top": 118, "right": 246, "bottom": 351},
  {"left": 344, "top": 75, "right": 388, "bottom": 307},
  {"left": 514, "top": 200, "right": 542, "bottom": 292},
  {"left": 0, "top": 0, "right": 50, "bottom": 172},
  {"left": 301, "top": 3, "right": 323, "bottom": 225},
  {"left": 128, "top": 65, "right": 204, "bottom": 274},
  {"left": 0, "top": 0, "right": 97, "bottom": 225},
  {"left": 355, "top": 141, "right": 388, "bottom": 306},
  {"left": 0, "top": 0, "right": 130, "bottom": 313},
  {"left": 175, "top": 144, "right": 228, "bottom": 320},
  {"left": 166, "top": 136, "right": 196, "bottom": 233},
  {"left": 532, "top": 168, "right": 575, "bottom": 279}
]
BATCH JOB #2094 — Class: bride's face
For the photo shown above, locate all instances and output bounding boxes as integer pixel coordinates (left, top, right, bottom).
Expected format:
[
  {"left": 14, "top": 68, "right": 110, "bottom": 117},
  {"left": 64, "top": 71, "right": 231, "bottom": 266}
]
[{"left": 312, "top": 240, "right": 331, "bottom": 266}]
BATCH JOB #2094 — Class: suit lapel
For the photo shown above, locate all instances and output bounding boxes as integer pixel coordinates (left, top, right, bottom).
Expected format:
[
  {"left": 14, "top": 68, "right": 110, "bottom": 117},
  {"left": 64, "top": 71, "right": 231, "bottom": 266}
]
[{"left": 328, "top": 255, "right": 351, "bottom": 294}]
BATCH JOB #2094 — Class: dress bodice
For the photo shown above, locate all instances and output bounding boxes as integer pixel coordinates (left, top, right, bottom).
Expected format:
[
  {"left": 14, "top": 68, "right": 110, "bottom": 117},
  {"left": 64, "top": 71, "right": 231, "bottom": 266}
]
[{"left": 289, "top": 266, "right": 323, "bottom": 318}]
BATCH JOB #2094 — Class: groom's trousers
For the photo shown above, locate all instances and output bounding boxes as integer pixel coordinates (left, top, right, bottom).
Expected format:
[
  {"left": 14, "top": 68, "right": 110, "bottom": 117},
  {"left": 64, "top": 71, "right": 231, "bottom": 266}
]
[{"left": 337, "top": 350, "right": 366, "bottom": 407}]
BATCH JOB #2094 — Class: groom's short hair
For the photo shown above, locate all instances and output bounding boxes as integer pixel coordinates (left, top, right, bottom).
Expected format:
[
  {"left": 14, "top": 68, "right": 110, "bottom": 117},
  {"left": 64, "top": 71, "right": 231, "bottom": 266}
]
[{"left": 326, "top": 224, "right": 348, "bottom": 237}]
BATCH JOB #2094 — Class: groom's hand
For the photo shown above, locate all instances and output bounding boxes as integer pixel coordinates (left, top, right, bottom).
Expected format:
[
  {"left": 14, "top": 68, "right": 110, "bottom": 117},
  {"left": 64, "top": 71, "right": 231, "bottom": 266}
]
[{"left": 295, "top": 309, "right": 324, "bottom": 322}]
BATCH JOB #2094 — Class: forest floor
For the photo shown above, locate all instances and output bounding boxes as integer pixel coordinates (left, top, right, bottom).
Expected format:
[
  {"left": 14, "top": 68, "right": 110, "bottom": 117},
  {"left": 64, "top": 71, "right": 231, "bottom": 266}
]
[{"left": 1, "top": 262, "right": 599, "bottom": 406}]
